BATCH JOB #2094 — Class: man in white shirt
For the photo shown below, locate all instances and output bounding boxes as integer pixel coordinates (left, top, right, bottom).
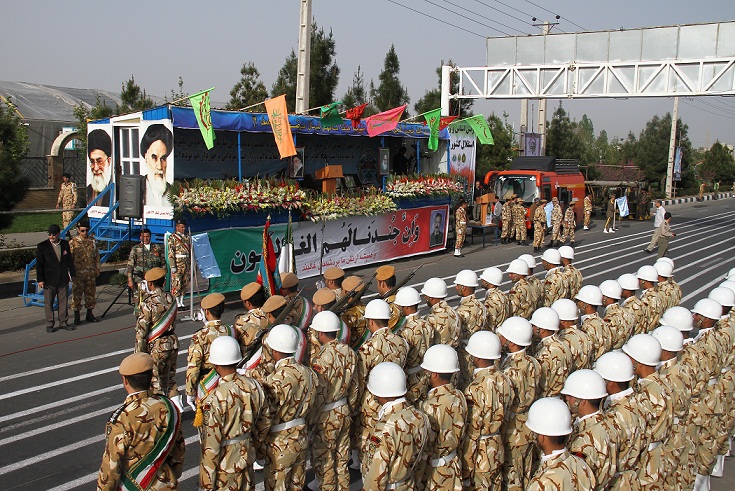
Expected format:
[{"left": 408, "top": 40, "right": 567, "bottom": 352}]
[{"left": 644, "top": 200, "right": 666, "bottom": 253}]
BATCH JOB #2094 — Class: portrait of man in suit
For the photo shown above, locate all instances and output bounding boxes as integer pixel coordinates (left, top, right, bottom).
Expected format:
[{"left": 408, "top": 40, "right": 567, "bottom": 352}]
[
  {"left": 290, "top": 147, "right": 305, "bottom": 179},
  {"left": 429, "top": 210, "right": 446, "bottom": 247},
  {"left": 36, "top": 224, "right": 76, "bottom": 332}
]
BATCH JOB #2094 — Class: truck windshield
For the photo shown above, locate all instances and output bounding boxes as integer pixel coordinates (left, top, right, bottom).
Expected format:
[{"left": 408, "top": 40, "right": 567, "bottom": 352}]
[{"left": 494, "top": 175, "right": 539, "bottom": 203}]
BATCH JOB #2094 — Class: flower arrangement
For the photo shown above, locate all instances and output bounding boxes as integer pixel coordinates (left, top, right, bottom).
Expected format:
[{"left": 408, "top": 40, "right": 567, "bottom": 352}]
[
  {"left": 305, "top": 193, "right": 397, "bottom": 222},
  {"left": 385, "top": 174, "right": 465, "bottom": 199}
]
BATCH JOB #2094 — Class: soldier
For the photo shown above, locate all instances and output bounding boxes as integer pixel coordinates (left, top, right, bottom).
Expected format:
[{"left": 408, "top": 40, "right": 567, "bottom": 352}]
[
  {"left": 261, "top": 324, "right": 317, "bottom": 491},
  {"left": 312, "top": 288, "right": 337, "bottom": 312},
  {"left": 417, "top": 345, "right": 467, "bottom": 490},
  {"left": 500, "top": 197, "right": 514, "bottom": 244},
  {"left": 135, "top": 267, "right": 180, "bottom": 409},
  {"left": 97, "top": 353, "right": 185, "bottom": 491},
  {"left": 198, "top": 336, "right": 270, "bottom": 491},
  {"left": 531, "top": 307, "right": 572, "bottom": 398},
  {"left": 69, "top": 220, "right": 100, "bottom": 325},
  {"left": 637, "top": 265, "right": 662, "bottom": 332},
  {"left": 167, "top": 218, "right": 191, "bottom": 308},
  {"left": 454, "top": 197, "right": 469, "bottom": 256},
  {"left": 461, "top": 331, "right": 514, "bottom": 490},
  {"left": 323, "top": 267, "right": 345, "bottom": 300},
  {"left": 549, "top": 197, "right": 563, "bottom": 247},
  {"left": 512, "top": 197, "right": 527, "bottom": 246},
  {"left": 506, "top": 259, "right": 534, "bottom": 319},
  {"left": 552, "top": 298, "right": 593, "bottom": 371},
  {"left": 126, "top": 229, "right": 165, "bottom": 315},
  {"left": 479, "top": 267, "right": 509, "bottom": 331},
  {"left": 422, "top": 277, "right": 461, "bottom": 347},
  {"left": 541, "top": 249, "right": 567, "bottom": 307},
  {"left": 559, "top": 245, "right": 583, "bottom": 299},
  {"left": 525, "top": 397, "right": 596, "bottom": 490},
  {"left": 561, "top": 202, "right": 576, "bottom": 245},
  {"left": 600, "top": 279, "right": 635, "bottom": 349},
  {"left": 603, "top": 192, "right": 617, "bottom": 233},
  {"left": 56, "top": 172, "right": 77, "bottom": 229},
  {"left": 455, "top": 269, "right": 487, "bottom": 387},
  {"left": 561, "top": 370, "right": 619, "bottom": 490},
  {"left": 394, "top": 287, "right": 433, "bottom": 403},
  {"left": 497, "top": 317, "right": 540, "bottom": 491},
  {"left": 308, "top": 311, "right": 359, "bottom": 491},
  {"left": 361, "top": 362, "right": 429, "bottom": 490},
  {"left": 340, "top": 275, "right": 369, "bottom": 350},
  {"left": 576, "top": 285, "right": 612, "bottom": 362},
  {"left": 233, "top": 283, "right": 268, "bottom": 365},
  {"left": 637, "top": 188, "right": 650, "bottom": 220},
  {"left": 619, "top": 273, "right": 648, "bottom": 337},
  {"left": 583, "top": 194, "right": 593, "bottom": 230},
  {"left": 654, "top": 259, "right": 682, "bottom": 312},
  {"left": 519, "top": 254, "right": 543, "bottom": 310},
  {"left": 532, "top": 198, "right": 547, "bottom": 251},
  {"left": 375, "top": 265, "right": 405, "bottom": 331},
  {"left": 279, "top": 272, "right": 313, "bottom": 330}
]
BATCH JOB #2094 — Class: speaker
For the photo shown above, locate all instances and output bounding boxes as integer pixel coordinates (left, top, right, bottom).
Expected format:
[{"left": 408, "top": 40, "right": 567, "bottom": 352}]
[{"left": 118, "top": 175, "right": 144, "bottom": 219}]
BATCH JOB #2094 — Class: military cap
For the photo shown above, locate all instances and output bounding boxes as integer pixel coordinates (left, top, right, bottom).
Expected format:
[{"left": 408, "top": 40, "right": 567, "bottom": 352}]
[
  {"left": 262, "top": 295, "right": 287, "bottom": 313},
  {"left": 517, "top": 198, "right": 524, "bottom": 204},
  {"left": 342, "top": 275, "right": 364, "bottom": 293},
  {"left": 62, "top": 172, "right": 72, "bottom": 179},
  {"left": 48, "top": 224, "right": 61, "bottom": 234},
  {"left": 324, "top": 267, "right": 345, "bottom": 280},
  {"left": 175, "top": 218, "right": 187, "bottom": 225},
  {"left": 240, "top": 282, "right": 261, "bottom": 301},
  {"left": 552, "top": 197, "right": 559, "bottom": 202},
  {"left": 375, "top": 265, "right": 395, "bottom": 281},
  {"left": 540, "top": 198, "right": 548, "bottom": 203},
  {"left": 144, "top": 267, "right": 166, "bottom": 282},
  {"left": 280, "top": 272, "right": 299, "bottom": 289},
  {"left": 313, "top": 288, "right": 337, "bottom": 306},
  {"left": 201, "top": 292, "right": 225, "bottom": 310},
  {"left": 119, "top": 352, "right": 154, "bottom": 376}
]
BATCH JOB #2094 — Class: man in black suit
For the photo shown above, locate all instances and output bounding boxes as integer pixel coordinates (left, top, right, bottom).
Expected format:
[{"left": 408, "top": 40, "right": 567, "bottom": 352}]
[{"left": 37, "top": 224, "right": 76, "bottom": 332}]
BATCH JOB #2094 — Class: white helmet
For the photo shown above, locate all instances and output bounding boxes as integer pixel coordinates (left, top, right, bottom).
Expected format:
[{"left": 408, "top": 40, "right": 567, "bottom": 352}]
[
  {"left": 659, "top": 306, "right": 694, "bottom": 332},
  {"left": 594, "top": 351, "right": 635, "bottom": 382},
  {"left": 541, "top": 248, "right": 561, "bottom": 265},
  {"left": 561, "top": 369, "right": 608, "bottom": 400},
  {"left": 617, "top": 273, "right": 639, "bottom": 291},
  {"left": 530, "top": 307, "right": 560, "bottom": 332},
  {"left": 622, "top": 333, "right": 662, "bottom": 366},
  {"left": 725, "top": 266, "right": 735, "bottom": 280},
  {"left": 310, "top": 310, "right": 341, "bottom": 332},
  {"left": 367, "top": 362, "right": 407, "bottom": 397},
  {"left": 558, "top": 245, "right": 575, "bottom": 260},
  {"left": 552, "top": 298, "right": 579, "bottom": 321},
  {"left": 575, "top": 285, "right": 603, "bottom": 306},
  {"left": 497, "top": 316, "right": 533, "bottom": 346},
  {"left": 421, "top": 344, "right": 460, "bottom": 373},
  {"left": 455, "top": 269, "right": 479, "bottom": 288},
  {"left": 506, "top": 259, "right": 529, "bottom": 276},
  {"left": 266, "top": 324, "right": 299, "bottom": 353},
  {"left": 394, "top": 287, "right": 422, "bottom": 307},
  {"left": 421, "top": 277, "right": 448, "bottom": 299},
  {"left": 519, "top": 253, "right": 537, "bottom": 269},
  {"left": 656, "top": 257, "right": 674, "bottom": 270},
  {"left": 465, "top": 331, "right": 502, "bottom": 360},
  {"left": 652, "top": 325, "right": 684, "bottom": 352},
  {"left": 364, "top": 299, "right": 392, "bottom": 320},
  {"left": 719, "top": 280, "right": 735, "bottom": 295},
  {"left": 480, "top": 267, "right": 503, "bottom": 286},
  {"left": 600, "top": 280, "right": 622, "bottom": 300},
  {"left": 654, "top": 261, "right": 674, "bottom": 278},
  {"left": 637, "top": 265, "right": 659, "bottom": 283},
  {"left": 209, "top": 336, "right": 243, "bottom": 365},
  {"left": 709, "top": 287, "right": 735, "bottom": 308},
  {"left": 526, "top": 397, "right": 573, "bottom": 436},
  {"left": 692, "top": 298, "right": 723, "bottom": 320}
]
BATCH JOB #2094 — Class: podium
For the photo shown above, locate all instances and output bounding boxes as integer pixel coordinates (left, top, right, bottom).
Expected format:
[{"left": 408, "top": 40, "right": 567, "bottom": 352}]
[
  {"left": 315, "top": 165, "right": 344, "bottom": 195},
  {"left": 474, "top": 192, "right": 496, "bottom": 225}
]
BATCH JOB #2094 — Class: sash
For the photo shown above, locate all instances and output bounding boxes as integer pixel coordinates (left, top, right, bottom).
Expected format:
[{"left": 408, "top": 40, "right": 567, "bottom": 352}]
[
  {"left": 196, "top": 368, "right": 220, "bottom": 402},
  {"left": 337, "top": 320, "right": 350, "bottom": 345},
  {"left": 147, "top": 303, "right": 178, "bottom": 343},
  {"left": 117, "top": 396, "right": 180, "bottom": 491},
  {"left": 170, "top": 233, "right": 191, "bottom": 256},
  {"left": 350, "top": 328, "right": 371, "bottom": 351},
  {"left": 294, "top": 298, "right": 313, "bottom": 330},
  {"left": 391, "top": 316, "right": 407, "bottom": 333}
]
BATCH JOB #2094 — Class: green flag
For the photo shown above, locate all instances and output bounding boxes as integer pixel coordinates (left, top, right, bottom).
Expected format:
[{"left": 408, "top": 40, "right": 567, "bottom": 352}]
[
  {"left": 424, "top": 108, "right": 442, "bottom": 151},
  {"left": 465, "top": 115, "right": 494, "bottom": 145},
  {"left": 189, "top": 88, "right": 216, "bottom": 149},
  {"left": 320, "top": 101, "right": 343, "bottom": 127}
]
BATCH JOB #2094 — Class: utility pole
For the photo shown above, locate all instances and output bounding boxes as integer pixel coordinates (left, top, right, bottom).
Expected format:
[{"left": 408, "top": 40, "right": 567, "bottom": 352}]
[
  {"left": 665, "top": 96, "right": 679, "bottom": 199},
  {"left": 295, "top": 0, "right": 312, "bottom": 114},
  {"left": 532, "top": 18, "right": 557, "bottom": 156}
]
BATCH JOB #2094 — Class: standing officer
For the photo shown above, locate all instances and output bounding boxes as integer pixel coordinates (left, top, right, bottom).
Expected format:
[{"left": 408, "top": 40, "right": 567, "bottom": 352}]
[
  {"left": 97, "top": 353, "right": 185, "bottom": 490},
  {"left": 422, "top": 277, "right": 461, "bottom": 347},
  {"left": 541, "top": 249, "right": 567, "bottom": 307},
  {"left": 513, "top": 197, "right": 527, "bottom": 246},
  {"left": 549, "top": 197, "right": 563, "bottom": 247},
  {"left": 69, "top": 220, "right": 100, "bottom": 325},
  {"left": 167, "top": 218, "right": 191, "bottom": 308},
  {"left": 552, "top": 298, "right": 593, "bottom": 371},
  {"left": 559, "top": 245, "right": 583, "bottom": 299},
  {"left": 126, "top": 228, "right": 165, "bottom": 314},
  {"left": 576, "top": 285, "right": 612, "bottom": 362},
  {"left": 619, "top": 273, "right": 647, "bottom": 336},
  {"left": 637, "top": 265, "right": 662, "bottom": 332},
  {"left": 532, "top": 199, "right": 547, "bottom": 251},
  {"left": 583, "top": 194, "right": 592, "bottom": 230},
  {"left": 506, "top": 259, "right": 534, "bottom": 319},
  {"left": 56, "top": 172, "right": 77, "bottom": 230},
  {"left": 561, "top": 202, "right": 576, "bottom": 246},
  {"left": 454, "top": 197, "right": 469, "bottom": 256},
  {"left": 519, "top": 254, "right": 543, "bottom": 310},
  {"left": 394, "top": 287, "right": 433, "bottom": 403},
  {"left": 654, "top": 260, "right": 682, "bottom": 312},
  {"left": 37, "top": 223, "right": 75, "bottom": 332},
  {"left": 479, "top": 267, "right": 509, "bottom": 331},
  {"left": 500, "top": 196, "right": 514, "bottom": 244},
  {"left": 603, "top": 192, "right": 616, "bottom": 233}
]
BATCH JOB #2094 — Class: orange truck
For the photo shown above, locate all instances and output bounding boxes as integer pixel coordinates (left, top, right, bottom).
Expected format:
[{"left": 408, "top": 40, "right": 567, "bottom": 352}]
[{"left": 484, "top": 157, "right": 586, "bottom": 226}]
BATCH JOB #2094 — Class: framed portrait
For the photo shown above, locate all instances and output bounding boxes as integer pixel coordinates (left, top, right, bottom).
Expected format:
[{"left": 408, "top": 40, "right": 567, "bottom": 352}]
[
  {"left": 379, "top": 147, "right": 390, "bottom": 176},
  {"left": 290, "top": 147, "right": 305, "bottom": 179},
  {"left": 429, "top": 209, "right": 447, "bottom": 247}
]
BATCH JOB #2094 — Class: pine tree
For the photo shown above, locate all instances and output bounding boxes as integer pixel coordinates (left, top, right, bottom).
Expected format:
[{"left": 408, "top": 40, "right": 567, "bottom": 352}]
[
  {"left": 413, "top": 61, "right": 473, "bottom": 117},
  {"left": 117, "top": 76, "right": 154, "bottom": 114},
  {"left": 370, "top": 45, "right": 410, "bottom": 114},
  {"left": 227, "top": 62, "right": 268, "bottom": 110},
  {"left": 0, "top": 98, "right": 30, "bottom": 228}
]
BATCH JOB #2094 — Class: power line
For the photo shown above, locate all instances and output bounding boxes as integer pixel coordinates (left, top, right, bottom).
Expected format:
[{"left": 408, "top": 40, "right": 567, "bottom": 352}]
[
  {"left": 523, "top": 0, "right": 588, "bottom": 31},
  {"left": 419, "top": 0, "right": 513, "bottom": 36},
  {"left": 470, "top": 0, "right": 534, "bottom": 31},
  {"left": 681, "top": 99, "right": 735, "bottom": 121},
  {"left": 443, "top": 0, "right": 526, "bottom": 34},
  {"left": 385, "top": 0, "right": 485, "bottom": 38}
]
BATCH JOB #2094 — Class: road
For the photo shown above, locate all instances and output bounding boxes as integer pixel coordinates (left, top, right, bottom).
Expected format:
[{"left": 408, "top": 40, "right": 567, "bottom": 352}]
[{"left": 1, "top": 197, "right": 734, "bottom": 490}]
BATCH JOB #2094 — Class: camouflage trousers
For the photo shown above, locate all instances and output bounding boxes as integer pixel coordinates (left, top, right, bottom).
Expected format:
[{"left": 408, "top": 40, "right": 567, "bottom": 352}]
[
  {"left": 148, "top": 334, "right": 179, "bottom": 398},
  {"left": 264, "top": 425, "right": 308, "bottom": 491},
  {"left": 199, "top": 438, "right": 256, "bottom": 491},
  {"left": 637, "top": 441, "right": 667, "bottom": 491},
  {"left": 405, "top": 368, "right": 429, "bottom": 405},
  {"left": 663, "top": 418, "right": 696, "bottom": 489},
  {"left": 501, "top": 220, "right": 514, "bottom": 239},
  {"left": 462, "top": 434, "right": 504, "bottom": 491},
  {"left": 503, "top": 415, "right": 534, "bottom": 491},
  {"left": 514, "top": 223, "right": 527, "bottom": 242},
  {"left": 456, "top": 225, "right": 466, "bottom": 249},
  {"left": 609, "top": 470, "right": 642, "bottom": 491},
  {"left": 357, "top": 393, "right": 381, "bottom": 460},
  {"left": 561, "top": 223, "right": 575, "bottom": 243},
  {"left": 551, "top": 222, "right": 562, "bottom": 242},
  {"left": 71, "top": 272, "right": 97, "bottom": 310},
  {"left": 170, "top": 267, "right": 190, "bottom": 299},
  {"left": 715, "top": 368, "right": 735, "bottom": 455},
  {"left": 311, "top": 405, "right": 351, "bottom": 491},
  {"left": 584, "top": 210, "right": 591, "bottom": 228},
  {"left": 62, "top": 211, "right": 74, "bottom": 230},
  {"left": 418, "top": 452, "right": 463, "bottom": 491},
  {"left": 533, "top": 222, "right": 545, "bottom": 248}
]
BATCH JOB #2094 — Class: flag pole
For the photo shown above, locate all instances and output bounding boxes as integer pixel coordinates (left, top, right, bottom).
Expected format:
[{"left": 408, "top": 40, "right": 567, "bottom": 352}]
[
  {"left": 238, "top": 100, "right": 267, "bottom": 112},
  {"left": 170, "top": 87, "right": 215, "bottom": 106},
  {"left": 400, "top": 107, "right": 440, "bottom": 123}
]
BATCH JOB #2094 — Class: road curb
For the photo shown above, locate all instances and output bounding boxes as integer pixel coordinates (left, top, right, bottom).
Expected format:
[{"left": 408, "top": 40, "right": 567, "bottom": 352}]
[{"left": 659, "top": 193, "right": 732, "bottom": 207}]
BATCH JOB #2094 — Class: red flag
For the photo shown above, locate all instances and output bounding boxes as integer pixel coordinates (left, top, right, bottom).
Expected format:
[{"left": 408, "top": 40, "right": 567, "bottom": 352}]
[
  {"left": 421, "top": 115, "right": 458, "bottom": 130},
  {"left": 256, "top": 216, "right": 281, "bottom": 297},
  {"left": 364, "top": 105, "right": 407, "bottom": 137},
  {"left": 346, "top": 103, "right": 368, "bottom": 129}
]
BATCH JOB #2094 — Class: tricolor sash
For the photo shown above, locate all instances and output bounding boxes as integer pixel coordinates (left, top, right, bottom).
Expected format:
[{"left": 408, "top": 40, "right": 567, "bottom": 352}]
[
  {"left": 170, "top": 233, "right": 191, "bottom": 256},
  {"left": 293, "top": 298, "right": 313, "bottom": 330},
  {"left": 147, "top": 303, "right": 178, "bottom": 343},
  {"left": 391, "top": 316, "right": 407, "bottom": 334},
  {"left": 196, "top": 368, "right": 220, "bottom": 402},
  {"left": 350, "top": 328, "right": 371, "bottom": 351},
  {"left": 337, "top": 320, "right": 350, "bottom": 345}
]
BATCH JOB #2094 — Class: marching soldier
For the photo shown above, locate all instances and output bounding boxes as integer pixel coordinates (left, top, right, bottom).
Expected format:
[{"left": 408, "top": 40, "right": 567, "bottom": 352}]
[
  {"left": 561, "top": 202, "right": 576, "bottom": 245},
  {"left": 279, "top": 272, "right": 313, "bottom": 330},
  {"left": 532, "top": 199, "right": 547, "bottom": 252},
  {"left": 455, "top": 269, "right": 487, "bottom": 387},
  {"left": 519, "top": 254, "right": 543, "bottom": 310},
  {"left": 422, "top": 277, "right": 461, "bottom": 347},
  {"left": 126, "top": 228, "right": 165, "bottom": 315},
  {"left": 479, "top": 267, "right": 509, "bottom": 331},
  {"left": 559, "top": 245, "right": 583, "bottom": 299},
  {"left": 375, "top": 265, "right": 405, "bottom": 331},
  {"left": 506, "top": 259, "right": 534, "bottom": 319},
  {"left": 531, "top": 307, "right": 572, "bottom": 398},
  {"left": 576, "top": 285, "right": 612, "bottom": 362},
  {"left": 583, "top": 194, "right": 592, "bottom": 230},
  {"left": 552, "top": 298, "right": 593, "bottom": 371},
  {"left": 637, "top": 265, "right": 663, "bottom": 332},
  {"left": 56, "top": 172, "right": 77, "bottom": 229},
  {"left": 233, "top": 282, "right": 269, "bottom": 365},
  {"left": 167, "top": 218, "right": 191, "bottom": 308},
  {"left": 654, "top": 259, "right": 682, "bottom": 312},
  {"left": 549, "top": 197, "right": 563, "bottom": 247},
  {"left": 600, "top": 279, "right": 635, "bottom": 349},
  {"left": 541, "top": 249, "right": 568, "bottom": 307},
  {"left": 253, "top": 295, "right": 290, "bottom": 379},
  {"left": 454, "top": 197, "right": 468, "bottom": 257},
  {"left": 619, "top": 273, "right": 648, "bottom": 337},
  {"left": 69, "top": 220, "right": 100, "bottom": 325},
  {"left": 312, "top": 288, "right": 337, "bottom": 313},
  {"left": 323, "top": 267, "right": 345, "bottom": 300},
  {"left": 500, "top": 197, "right": 514, "bottom": 244},
  {"left": 198, "top": 336, "right": 270, "bottom": 491},
  {"left": 97, "top": 353, "right": 185, "bottom": 491},
  {"left": 512, "top": 198, "right": 527, "bottom": 246},
  {"left": 394, "top": 287, "right": 433, "bottom": 403}
]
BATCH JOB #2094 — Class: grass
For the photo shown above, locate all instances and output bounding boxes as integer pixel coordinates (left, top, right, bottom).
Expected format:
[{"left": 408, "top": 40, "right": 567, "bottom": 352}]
[{"left": 0, "top": 212, "right": 64, "bottom": 234}]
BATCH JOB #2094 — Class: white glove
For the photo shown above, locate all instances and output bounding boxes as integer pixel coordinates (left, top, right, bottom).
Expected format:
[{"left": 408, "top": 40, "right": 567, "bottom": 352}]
[
  {"left": 187, "top": 395, "right": 196, "bottom": 411},
  {"left": 171, "top": 267, "right": 177, "bottom": 273}
]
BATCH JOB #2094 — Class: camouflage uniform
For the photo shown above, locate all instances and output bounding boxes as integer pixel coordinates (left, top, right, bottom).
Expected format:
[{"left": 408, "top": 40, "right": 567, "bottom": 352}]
[
  {"left": 526, "top": 275, "right": 544, "bottom": 311},
  {"left": 526, "top": 449, "right": 596, "bottom": 491},
  {"left": 603, "top": 302, "right": 636, "bottom": 350},
  {"left": 198, "top": 372, "right": 270, "bottom": 491},
  {"left": 126, "top": 243, "right": 166, "bottom": 314},
  {"left": 639, "top": 288, "right": 662, "bottom": 333},
  {"left": 602, "top": 388, "right": 646, "bottom": 491},
  {"left": 508, "top": 277, "right": 534, "bottom": 320},
  {"left": 384, "top": 293, "right": 405, "bottom": 331},
  {"left": 561, "top": 206, "right": 576, "bottom": 243},
  {"left": 342, "top": 304, "right": 368, "bottom": 350},
  {"left": 97, "top": 390, "right": 185, "bottom": 491},
  {"left": 462, "top": 365, "right": 514, "bottom": 491},
  {"left": 568, "top": 412, "right": 619, "bottom": 491},
  {"left": 501, "top": 201, "right": 514, "bottom": 241},
  {"left": 418, "top": 384, "right": 467, "bottom": 491},
  {"left": 583, "top": 195, "right": 592, "bottom": 228},
  {"left": 483, "top": 287, "right": 509, "bottom": 332},
  {"left": 559, "top": 326, "right": 593, "bottom": 371},
  {"left": 543, "top": 267, "right": 568, "bottom": 307},
  {"left": 57, "top": 180, "right": 77, "bottom": 229},
  {"left": 457, "top": 295, "right": 487, "bottom": 387},
  {"left": 632, "top": 373, "right": 673, "bottom": 490},
  {"left": 550, "top": 202, "right": 563, "bottom": 243},
  {"left": 233, "top": 307, "right": 268, "bottom": 364},
  {"left": 455, "top": 206, "right": 468, "bottom": 250},
  {"left": 534, "top": 333, "right": 573, "bottom": 397},
  {"left": 532, "top": 205, "right": 546, "bottom": 249},
  {"left": 261, "top": 357, "right": 317, "bottom": 491},
  {"left": 166, "top": 231, "right": 191, "bottom": 299},
  {"left": 69, "top": 233, "right": 99, "bottom": 310},
  {"left": 186, "top": 320, "right": 238, "bottom": 398},
  {"left": 399, "top": 313, "right": 433, "bottom": 403},
  {"left": 362, "top": 398, "right": 429, "bottom": 491},
  {"left": 310, "top": 338, "right": 359, "bottom": 491},
  {"left": 501, "top": 350, "right": 541, "bottom": 491},
  {"left": 622, "top": 295, "right": 648, "bottom": 337},
  {"left": 426, "top": 300, "right": 461, "bottom": 348},
  {"left": 284, "top": 294, "right": 313, "bottom": 331},
  {"left": 580, "top": 312, "right": 613, "bottom": 363},
  {"left": 564, "top": 264, "right": 583, "bottom": 300},
  {"left": 136, "top": 287, "right": 178, "bottom": 398},
  {"left": 512, "top": 202, "right": 527, "bottom": 243},
  {"left": 655, "top": 277, "right": 682, "bottom": 312}
]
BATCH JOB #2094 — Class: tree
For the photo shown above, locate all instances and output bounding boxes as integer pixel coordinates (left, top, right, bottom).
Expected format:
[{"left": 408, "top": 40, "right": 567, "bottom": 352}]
[
  {"left": 117, "top": 76, "right": 154, "bottom": 114},
  {"left": 370, "top": 45, "right": 410, "bottom": 113},
  {"left": 73, "top": 95, "right": 115, "bottom": 150},
  {"left": 414, "top": 61, "right": 473, "bottom": 117},
  {"left": 634, "top": 113, "right": 692, "bottom": 189},
  {"left": 166, "top": 77, "right": 189, "bottom": 107},
  {"left": 699, "top": 141, "right": 735, "bottom": 183},
  {"left": 342, "top": 66, "right": 369, "bottom": 110},
  {"left": 0, "top": 98, "right": 31, "bottom": 228},
  {"left": 545, "top": 102, "right": 583, "bottom": 161},
  {"left": 226, "top": 62, "right": 268, "bottom": 110},
  {"left": 475, "top": 112, "right": 517, "bottom": 178},
  {"left": 271, "top": 50, "right": 298, "bottom": 111}
]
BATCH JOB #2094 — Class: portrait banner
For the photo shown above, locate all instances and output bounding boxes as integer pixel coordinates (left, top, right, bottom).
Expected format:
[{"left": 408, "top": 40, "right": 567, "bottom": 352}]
[
  {"left": 140, "top": 120, "right": 175, "bottom": 220},
  {"left": 448, "top": 122, "right": 476, "bottom": 190},
  {"left": 86, "top": 123, "right": 113, "bottom": 217}
]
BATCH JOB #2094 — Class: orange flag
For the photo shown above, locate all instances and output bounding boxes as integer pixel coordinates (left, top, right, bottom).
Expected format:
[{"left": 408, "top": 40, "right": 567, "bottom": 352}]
[{"left": 264, "top": 95, "right": 296, "bottom": 159}]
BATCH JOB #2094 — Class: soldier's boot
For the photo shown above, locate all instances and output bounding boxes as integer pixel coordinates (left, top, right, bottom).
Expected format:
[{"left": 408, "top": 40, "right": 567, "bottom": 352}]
[
  {"left": 74, "top": 311, "right": 81, "bottom": 326},
  {"left": 522, "top": 240, "right": 528, "bottom": 246},
  {"left": 86, "top": 309, "right": 99, "bottom": 323}
]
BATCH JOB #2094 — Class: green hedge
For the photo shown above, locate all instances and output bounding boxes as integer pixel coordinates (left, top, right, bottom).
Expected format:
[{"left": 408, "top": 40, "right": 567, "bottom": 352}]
[{"left": 0, "top": 248, "right": 36, "bottom": 273}]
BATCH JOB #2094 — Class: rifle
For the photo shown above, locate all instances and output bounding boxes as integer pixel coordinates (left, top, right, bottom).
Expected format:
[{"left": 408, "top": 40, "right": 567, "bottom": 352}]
[
  {"left": 331, "top": 272, "right": 378, "bottom": 316},
  {"left": 381, "top": 263, "right": 425, "bottom": 300}
]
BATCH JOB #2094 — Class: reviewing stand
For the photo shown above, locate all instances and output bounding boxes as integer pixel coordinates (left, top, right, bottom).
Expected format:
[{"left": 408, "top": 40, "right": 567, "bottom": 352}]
[{"left": 315, "top": 165, "right": 343, "bottom": 196}]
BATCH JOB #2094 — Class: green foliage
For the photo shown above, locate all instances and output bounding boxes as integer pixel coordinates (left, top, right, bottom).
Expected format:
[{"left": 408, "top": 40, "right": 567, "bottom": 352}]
[
  {"left": 73, "top": 95, "right": 115, "bottom": 149},
  {"left": 634, "top": 113, "right": 692, "bottom": 187},
  {"left": 699, "top": 141, "right": 735, "bottom": 183},
  {"left": 0, "top": 246, "right": 35, "bottom": 272},
  {"left": 118, "top": 76, "right": 154, "bottom": 114},
  {"left": 413, "top": 61, "right": 473, "bottom": 117},
  {"left": 370, "top": 45, "right": 410, "bottom": 114},
  {"left": 271, "top": 50, "right": 298, "bottom": 111},
  {"left": 226, "top": 62, "right": 268, "bottom": 110},
  {"left": 342, "top": 66, "right": 370, "bottom": 112},
  {"left": 0, "top": 99, "right": 31, "bottom": 229},
  {"left": 166, "top": 77, "right": 190, "bottom": 107},
  {"left": 475, "top": 113, "right": 517, "bottom": 178},
  {"left": 546, "top": 102, "right": 583, "bottom": 161}
]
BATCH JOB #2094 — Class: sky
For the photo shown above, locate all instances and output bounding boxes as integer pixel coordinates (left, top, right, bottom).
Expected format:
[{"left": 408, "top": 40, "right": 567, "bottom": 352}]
[{"left": 3, "top": 0, "right": 735, "bottom": 149}]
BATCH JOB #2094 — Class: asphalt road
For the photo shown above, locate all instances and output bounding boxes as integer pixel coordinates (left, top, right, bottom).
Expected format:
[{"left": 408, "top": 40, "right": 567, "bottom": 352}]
[{"left": 1, "top": 197, "right": 734, "bottom": 490}]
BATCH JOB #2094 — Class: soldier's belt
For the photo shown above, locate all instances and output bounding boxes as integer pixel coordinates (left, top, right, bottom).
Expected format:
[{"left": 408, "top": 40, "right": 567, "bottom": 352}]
[
  {"left": 223, "top": 434, "right": 250, "bottom": 446},
  {"left": 386, "top": 473, "right": 412, "bottom": 490},
  {"left": 271, "top": 417, "right": 306, "bottom": 432},
  {"left": 321, "top": 398, "right": 347, "bottom": 412},
  {"left": 406, "top": 366, "right": 423, "bottom": 375},
  {"left": 175, "top": 254, "right": 188, "bottom": 258},
  {"left": 430, "top": 450, "right": 458, "bottom": 467}
]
